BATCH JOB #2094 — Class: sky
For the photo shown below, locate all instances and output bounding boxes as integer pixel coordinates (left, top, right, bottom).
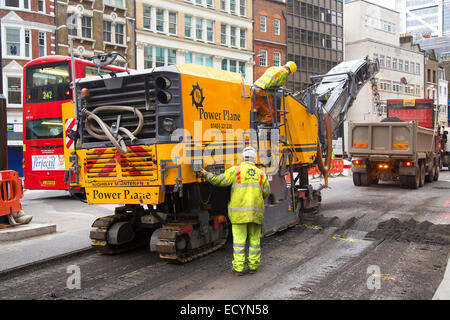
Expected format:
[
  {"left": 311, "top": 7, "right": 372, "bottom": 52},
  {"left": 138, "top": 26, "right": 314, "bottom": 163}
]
[{"left": 364, "top": 0, "right": 396, "bottom": 10}]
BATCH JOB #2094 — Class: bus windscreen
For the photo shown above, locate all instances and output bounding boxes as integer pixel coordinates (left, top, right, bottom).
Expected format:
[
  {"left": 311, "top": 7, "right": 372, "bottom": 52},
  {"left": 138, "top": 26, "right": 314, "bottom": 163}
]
[{"left": 25, "top": 63, "right": 72, "bottom": 103}]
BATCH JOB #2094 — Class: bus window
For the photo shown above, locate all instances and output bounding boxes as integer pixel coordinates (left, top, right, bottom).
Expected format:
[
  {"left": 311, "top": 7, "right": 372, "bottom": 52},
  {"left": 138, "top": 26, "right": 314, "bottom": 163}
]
[
  {"left": 25, "top": 63, "right": 72, "bottom": 103},
  {"left": 26, "top": 118, "right": 64, "bottom": 140},
  {"left": 85, "top": 65, "right": 115, "bottom": 77}
]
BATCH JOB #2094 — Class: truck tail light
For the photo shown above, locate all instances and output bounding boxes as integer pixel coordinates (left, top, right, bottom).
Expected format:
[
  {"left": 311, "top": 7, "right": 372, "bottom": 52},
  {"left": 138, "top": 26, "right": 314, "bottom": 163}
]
[
  {"left": 352, "top": 160, "right": 363, "bottom": 165},
  {"left": 401, "top": 161, "right": 414, "bottom": 167},
  {"left": 378, "top": 164, "right": 389, "bottom": 169}
]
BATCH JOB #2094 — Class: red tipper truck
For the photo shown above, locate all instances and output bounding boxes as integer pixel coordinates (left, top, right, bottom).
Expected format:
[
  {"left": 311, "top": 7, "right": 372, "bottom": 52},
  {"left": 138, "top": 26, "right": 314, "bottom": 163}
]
[{"left": 349, "top": 99, "right": 440, "bottom": 189}]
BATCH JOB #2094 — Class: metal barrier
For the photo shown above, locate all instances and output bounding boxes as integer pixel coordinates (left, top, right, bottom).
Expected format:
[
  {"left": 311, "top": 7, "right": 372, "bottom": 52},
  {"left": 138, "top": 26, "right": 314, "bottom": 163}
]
[{"left": 0, "top": 170, "right": 23, "bottom": 227}]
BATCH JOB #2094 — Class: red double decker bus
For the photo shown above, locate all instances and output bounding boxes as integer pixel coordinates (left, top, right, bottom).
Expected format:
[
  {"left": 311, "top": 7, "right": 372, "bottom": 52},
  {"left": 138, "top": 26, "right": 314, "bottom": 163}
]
[{"left": 23, "top": 55, "right": 125, "bottom": 190}]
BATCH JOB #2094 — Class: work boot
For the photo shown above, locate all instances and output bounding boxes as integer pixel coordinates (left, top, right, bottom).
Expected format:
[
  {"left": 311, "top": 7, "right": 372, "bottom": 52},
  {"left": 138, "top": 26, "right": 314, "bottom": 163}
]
[
  {"left": 13, "top": 211, "right": 33, "bottom": 225},
  {"left": 231, "top": 268, "right": 244, "bottom": 276},
  {"left": 248, "top": 269, "right": 258, "bottom": 275}
]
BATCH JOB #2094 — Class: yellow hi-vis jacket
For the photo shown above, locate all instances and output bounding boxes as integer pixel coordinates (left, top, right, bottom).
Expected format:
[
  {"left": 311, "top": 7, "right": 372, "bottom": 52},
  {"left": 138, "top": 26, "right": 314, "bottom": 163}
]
[
  {"left": 205, "top": 162, "right": 271, "bottom": 225},
  {"left": 254, "top": 66, "right": 290, "bottom": 90}
]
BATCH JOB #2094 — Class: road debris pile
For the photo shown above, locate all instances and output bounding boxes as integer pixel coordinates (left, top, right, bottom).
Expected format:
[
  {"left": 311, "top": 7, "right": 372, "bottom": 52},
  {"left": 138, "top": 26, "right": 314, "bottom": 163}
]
[{"left": 365, "top": 218, "right": 450, "bottom": 246}]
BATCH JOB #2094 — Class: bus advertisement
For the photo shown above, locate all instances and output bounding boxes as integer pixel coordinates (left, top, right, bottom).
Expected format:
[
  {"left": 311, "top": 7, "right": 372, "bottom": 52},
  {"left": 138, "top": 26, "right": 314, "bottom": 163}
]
[{"left": 22, "top": 55, "right": 126, "bottom": 191}]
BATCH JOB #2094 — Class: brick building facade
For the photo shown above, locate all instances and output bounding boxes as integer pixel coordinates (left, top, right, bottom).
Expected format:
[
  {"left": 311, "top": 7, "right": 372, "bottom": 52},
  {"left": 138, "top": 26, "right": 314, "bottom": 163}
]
[
  {"left": 253, "top": 0, "right": 287, "bottom": 81},
  {"left": 54, "top": 0, "right": 136, "bottom": 68}
]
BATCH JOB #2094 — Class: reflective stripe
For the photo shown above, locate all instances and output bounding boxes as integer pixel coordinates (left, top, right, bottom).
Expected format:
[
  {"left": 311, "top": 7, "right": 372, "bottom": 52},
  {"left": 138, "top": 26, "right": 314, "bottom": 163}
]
[
  {"left": 266, "top": 75, "right": 280, "bottom": 85},
  {"left": 249, "top": 244, "right": 260, "bottom": 249},
  {"left": 232, "top": 183, "right": 262, "bottom": 189},
  {"left": 236, "top": 166, "right": 241, "bottom": 184},
  {"left": 219, "top": 174, "right": 230, "bottom": 186},
  {"left": 233, "top": 243, "right": 245, "bottom": 248},
  {"left": 234, "top": 249, "right": 245, "bottom": 254},
  {"left": 229, "top": 206, "right": 264, "bottom": 214},
  {"left": 255, "top": 78, "right": 270, "bottom": 88},
  {"left": 249, "top": 250, "right": 261, "bottom": 255}
]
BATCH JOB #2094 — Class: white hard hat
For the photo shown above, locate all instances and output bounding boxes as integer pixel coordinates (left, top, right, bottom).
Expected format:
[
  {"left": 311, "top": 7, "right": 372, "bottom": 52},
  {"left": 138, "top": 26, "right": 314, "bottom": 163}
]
[{"left": 242, "top": 146, "right": 257, "bottom": 160}]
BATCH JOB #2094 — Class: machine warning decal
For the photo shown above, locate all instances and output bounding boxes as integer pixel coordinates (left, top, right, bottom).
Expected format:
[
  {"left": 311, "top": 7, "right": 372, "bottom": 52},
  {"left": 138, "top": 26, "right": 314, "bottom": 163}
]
[{"left": 190, "top": 82, "right": 205, "bottom": 110}]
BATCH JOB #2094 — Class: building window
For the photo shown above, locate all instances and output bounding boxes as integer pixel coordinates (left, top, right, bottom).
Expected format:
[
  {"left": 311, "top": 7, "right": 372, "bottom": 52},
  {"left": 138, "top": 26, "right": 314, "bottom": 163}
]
[
  {"left": 68, "top": 13, "right": 78, "bottom": 36},
  {"left": 169, "top": 12, "right": 177, "bottom": 35},
  {"left": 6, "top": 28, "right": 20, "bottom": 56},
  {"left": 206, "top": 20, "right": 214, "bottom": 42},
  {"left": 195, "top": 0, "right": 202, "bottom": 5},
  {"left": 144, "top": 45, "right": 153, "bottom": 68},
  {"left": 392, "top": 58, "right": 397, "bottom": 70},
  {"left": 274, "top": 19, "right": 280, "bottom": 35},
  {"left": 104, "top": 0, "right": 124, "bottom": 8},
  {"left": 239, "top": 0, "right": 246, "bottom": 16},
  {"left": 5, "top": 0, "right": 29, "bottom": 9},
  {"left": 195, "top": 18, "right": 203, "bottom": 40},
  {"left": 260, "top": 49, "right": 267, "bottom": 67},
  {"left": 239, "top": 61, "right": 245, "bottom": 77},
  {"left": 38, "top": 0, "right": 44, "bottom": 12},
  {"left": 274, "top": 52, "right": 281, "bottom": 67},
  {"left": 206, "top": 0, "right": 213, "bottom": 8},
  {"left": 230, "top": 26, "right": 236, "bottom": 47},
  {"left": 156, "top": 8, "right": 164, "bottom": 32},
  {"left": 260, "top": 16, "right": 266, "bottom": 32},
  {"left": 103, "top": 21, "right": 112, "bottom": 42},
  {"left": 23, "top": 30, "right": 31, "bottom": 58},
  {"left": 168, "top": 49, "right": 176, "bottom": 65},
  {"left": 221, "top": 24, "right": 227, "bottom": 45},
  {"left": 398, "top": 59, "right": 403, "bottom": 72},
  {"left": 155, "top": 47, "right": 165, "bottom": 67},
  {"left": 379, "top": 55, "right": 385, "bottom": 68},
  {"left": 115, "top": 24, "right": 124, "bottom": 45},
  {"left": 220, "top": 0, "right": 226, "bottom": 11},
  {"left": 410, "top": 62, "right": 415, "bottom": 74},
  {"left": 416, "top": 64, "right": 420, "bottom": 75},
  {"left": 7, "top": 77, "right": 21, "bottom": 105},
  {"left": 38, "top": 32, "right": 45, "bottom": 56},
  {"left": 143, "top": 5, "right": 151, "bottom": 30},
  {"left": 386, "top": 56, "right": 391, "bottom": 69},
  {"left": 185, "top": 52, "right": 192, "bottom": 64},
  {"left": 405, "top": 61, "right": 409, "bottom": 73},
  {"left": 230, "top": 0, "right": 236, "bottom": 14},
  {"left": 81, "top": 16, "right": 92, "bottom": 38},
  {"left": 240, "top": 28, "right": 246, "bottom": 48},
  {"left": 185, "top": 15, "right": 192, "bottom": 37}
]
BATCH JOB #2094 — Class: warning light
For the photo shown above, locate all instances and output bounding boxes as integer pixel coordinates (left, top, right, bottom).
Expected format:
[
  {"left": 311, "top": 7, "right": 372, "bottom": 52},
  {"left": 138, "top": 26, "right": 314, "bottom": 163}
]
[{"left": 65, "top": 90, "right": 71, "bottom": 96}]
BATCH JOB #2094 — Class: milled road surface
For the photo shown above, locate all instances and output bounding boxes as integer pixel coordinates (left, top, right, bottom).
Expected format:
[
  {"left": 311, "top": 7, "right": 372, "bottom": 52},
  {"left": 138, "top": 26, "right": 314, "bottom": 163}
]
[{"left": 1, "top": 170, "right": 449, "bottom": 300}]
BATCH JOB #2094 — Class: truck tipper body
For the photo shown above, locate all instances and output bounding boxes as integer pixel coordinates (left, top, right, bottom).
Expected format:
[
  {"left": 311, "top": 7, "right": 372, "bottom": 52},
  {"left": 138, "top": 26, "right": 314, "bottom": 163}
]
[{"left": 348, "top": 98, "right": 443, "bottom": 189}]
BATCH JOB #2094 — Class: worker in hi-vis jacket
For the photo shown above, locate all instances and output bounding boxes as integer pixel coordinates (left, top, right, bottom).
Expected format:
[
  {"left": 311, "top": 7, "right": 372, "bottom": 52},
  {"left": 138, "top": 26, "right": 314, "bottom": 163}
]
[
  {"left": 253, "top": 61, "right": 298, "bottom": 126},
  {"left": 200, "top": 146, "right": 270, "bottom": 275}
]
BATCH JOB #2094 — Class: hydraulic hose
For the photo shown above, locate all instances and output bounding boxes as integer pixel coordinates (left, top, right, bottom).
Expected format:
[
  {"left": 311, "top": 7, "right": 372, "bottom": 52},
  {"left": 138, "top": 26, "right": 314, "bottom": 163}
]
[
  {"left": 83, "top": 106, "right": 144, "bottom": 155},
  {"left": 316, "top": 113, "right": 333, "bottom": 188}
]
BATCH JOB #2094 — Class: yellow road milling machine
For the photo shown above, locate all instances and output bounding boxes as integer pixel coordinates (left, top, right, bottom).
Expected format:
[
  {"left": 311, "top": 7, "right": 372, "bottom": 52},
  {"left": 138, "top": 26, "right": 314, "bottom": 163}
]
[{"left": 65, "top": 54, "right": 379, "bottom": 263}]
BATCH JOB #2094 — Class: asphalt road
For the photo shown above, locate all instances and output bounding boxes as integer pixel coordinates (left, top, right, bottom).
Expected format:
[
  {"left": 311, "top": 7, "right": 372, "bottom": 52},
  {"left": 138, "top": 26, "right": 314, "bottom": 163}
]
[{"left": 1, "top": 170, "right": 449, "bottom": 300}]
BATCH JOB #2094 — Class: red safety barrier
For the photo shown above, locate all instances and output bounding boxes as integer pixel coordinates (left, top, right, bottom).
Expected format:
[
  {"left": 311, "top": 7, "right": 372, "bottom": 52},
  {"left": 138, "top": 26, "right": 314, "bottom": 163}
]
[{"left": 0, "top": 170, "right": 23, "bottom": 220}]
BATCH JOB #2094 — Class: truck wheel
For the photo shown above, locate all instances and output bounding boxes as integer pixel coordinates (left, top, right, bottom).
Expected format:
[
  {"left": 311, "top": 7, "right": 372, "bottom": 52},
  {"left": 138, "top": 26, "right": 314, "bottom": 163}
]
[
  {"left": 371, "top": 177, "right": 379, "bottom": 185},
  {"left": 419, "top": 163, "right": 425, "bottom": 187},
  {"left": 408, "top": 170, "right": 420, "bottom": 189},
  {"left": 399, "top": 175, "right": 408, "bottom": 188},
  {"left": 353, "top": 173, "right": 361, "bottom": 186},
  {"left": 425, "top": 165, "right": 434, "bottom": 183},
  {"left": 360, "top": 173, "right": 369, "bottom": 186},
  {"left": 433, "top": 164, "right": 440, "bottom": 181}
]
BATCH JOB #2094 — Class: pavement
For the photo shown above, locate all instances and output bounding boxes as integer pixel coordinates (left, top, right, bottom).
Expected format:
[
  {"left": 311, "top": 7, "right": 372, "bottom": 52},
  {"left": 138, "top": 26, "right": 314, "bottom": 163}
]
[
  {"left": 0, "top": 189, "right": 115, "bottom": 273},
  {"left": 0, "top": 174, "right": 448, "bottom": 300}
]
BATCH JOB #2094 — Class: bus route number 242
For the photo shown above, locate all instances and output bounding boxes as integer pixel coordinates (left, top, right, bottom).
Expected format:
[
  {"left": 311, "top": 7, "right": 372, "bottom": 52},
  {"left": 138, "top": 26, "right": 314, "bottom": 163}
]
[{"left": 42, "top": 90, "right": 53, "bottom": 100}]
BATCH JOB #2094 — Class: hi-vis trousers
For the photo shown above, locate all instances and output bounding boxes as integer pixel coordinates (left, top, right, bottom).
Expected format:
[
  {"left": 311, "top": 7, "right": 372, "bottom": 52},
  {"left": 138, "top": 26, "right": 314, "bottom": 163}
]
[{"left": 231, "top": 223, "right": 262, "bottom": 272}]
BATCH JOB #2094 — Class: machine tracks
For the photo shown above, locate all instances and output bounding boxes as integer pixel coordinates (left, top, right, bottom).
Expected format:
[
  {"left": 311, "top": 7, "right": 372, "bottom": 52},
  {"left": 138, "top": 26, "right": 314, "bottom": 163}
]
[
  {"left": 156, "top": 216, "right": 229, "bottom": 264},
  {"left": 90, "top": 212, "right": 229, "bottom": 263}
]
